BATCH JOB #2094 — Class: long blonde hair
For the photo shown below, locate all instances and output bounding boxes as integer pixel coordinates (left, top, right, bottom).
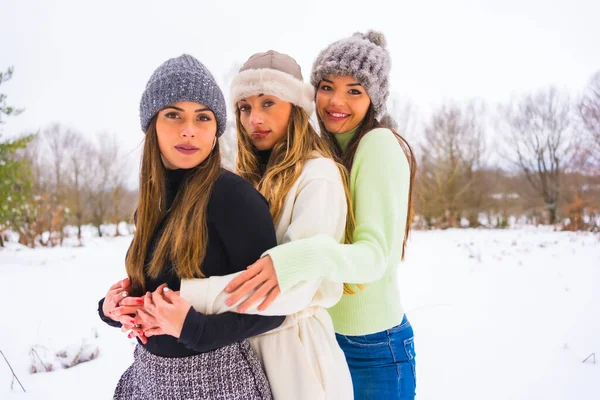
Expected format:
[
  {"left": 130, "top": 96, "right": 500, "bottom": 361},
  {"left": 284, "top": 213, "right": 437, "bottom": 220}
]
[
  {"left": 236, "top": 105, "right": 359, "bottom": 294},
  {"left": 125, "top": 118, "right": 222, "bottom": 296}
]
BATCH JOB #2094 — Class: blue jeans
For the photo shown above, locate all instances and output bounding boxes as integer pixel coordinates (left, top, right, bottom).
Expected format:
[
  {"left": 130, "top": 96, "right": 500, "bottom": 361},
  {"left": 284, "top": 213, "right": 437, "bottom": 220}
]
[{"left": 336, "top": 315, "right": 416, "bottom": 400}]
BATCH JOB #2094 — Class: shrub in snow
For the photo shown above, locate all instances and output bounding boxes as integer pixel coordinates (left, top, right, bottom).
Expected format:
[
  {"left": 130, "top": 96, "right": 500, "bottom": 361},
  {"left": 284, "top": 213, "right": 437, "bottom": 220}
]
[
  {"left": 55, "top": 343, "right": 100, "bottom": 368},
  {"left": 29, "top": 343, "right": 99, "bottom": 373}
]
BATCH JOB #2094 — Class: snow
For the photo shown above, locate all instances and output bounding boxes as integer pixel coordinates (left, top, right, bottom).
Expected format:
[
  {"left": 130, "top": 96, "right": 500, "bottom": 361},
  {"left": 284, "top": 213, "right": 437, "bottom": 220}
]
[{"left": 1, "top": 227, "right": 599, "bottom": 399}]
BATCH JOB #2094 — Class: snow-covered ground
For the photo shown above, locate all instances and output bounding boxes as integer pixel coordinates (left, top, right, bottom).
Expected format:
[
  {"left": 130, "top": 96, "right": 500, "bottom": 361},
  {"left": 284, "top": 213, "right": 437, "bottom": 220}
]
[{"left": 1, "top": 228, "right": 599, "bottom": 399}]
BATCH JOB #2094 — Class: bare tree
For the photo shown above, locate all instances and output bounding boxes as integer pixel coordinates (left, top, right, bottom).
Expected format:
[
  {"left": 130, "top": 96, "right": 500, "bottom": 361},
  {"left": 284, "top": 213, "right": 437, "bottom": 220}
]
[
  {"left": 578, "top": 71, "right": 600, "bottom": 168},
  {"left": 419, "top": 100, "right": 487, "bottom": 227},
  {"left": 14, "top": 123, "right": 80, "bottom": 246},
  {"left": 389, "top": 96, "right": 419, "bottom": 139},
  {"left": 64, "top": 133, "right": 95, "bottom": 244},
  {"left": 110, "top": 182, "right": 129, "bottom": 236},
  {"left": 87, "top": 133, "right": 126, "bottom": 237},
  {"left": 41, "top": 123, "right": 83, "bottom": 244},
  {"left": 499, "top": 87, "right": 577, "bottom": 224},
  {"left": 25, "top": 135, "right": 50, "bottom": 193}
]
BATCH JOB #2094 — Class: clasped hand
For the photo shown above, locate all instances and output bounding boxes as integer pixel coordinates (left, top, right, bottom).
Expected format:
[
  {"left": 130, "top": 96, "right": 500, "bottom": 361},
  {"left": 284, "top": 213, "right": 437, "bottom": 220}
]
[{"left": 103, "top": 279, "right": 191, "bottom": 343}]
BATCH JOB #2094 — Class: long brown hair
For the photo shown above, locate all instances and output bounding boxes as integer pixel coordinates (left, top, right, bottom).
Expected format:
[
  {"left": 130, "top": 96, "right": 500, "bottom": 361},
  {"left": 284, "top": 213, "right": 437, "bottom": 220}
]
[
  {"left": 125, "top": 118, "right": 222, "bottom": 296},
  {"left": 319, "top": 103, "right": 417, "bottom": 261},
  {"left": 236, "top": 105, "right": 358, "bottom": 294}
]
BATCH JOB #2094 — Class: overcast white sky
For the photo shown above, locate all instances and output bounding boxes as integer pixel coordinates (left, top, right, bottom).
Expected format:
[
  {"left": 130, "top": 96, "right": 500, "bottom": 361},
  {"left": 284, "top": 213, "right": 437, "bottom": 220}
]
[{"left": 1, "top": 0, "right": 599, "bottom": 173}]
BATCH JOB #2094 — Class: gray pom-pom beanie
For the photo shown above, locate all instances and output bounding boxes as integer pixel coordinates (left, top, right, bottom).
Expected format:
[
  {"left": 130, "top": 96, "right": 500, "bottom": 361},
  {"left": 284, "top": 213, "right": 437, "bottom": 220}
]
[
  {"left": 139, "top": 54, "right": 227, "bottom": 137},
  {"left": 311, "top": 30, "right": 394, "bottom": 124}
]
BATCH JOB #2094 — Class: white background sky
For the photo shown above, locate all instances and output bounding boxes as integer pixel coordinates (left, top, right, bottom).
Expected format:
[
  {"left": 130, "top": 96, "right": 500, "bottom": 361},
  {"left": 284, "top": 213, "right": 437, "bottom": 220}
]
[{"left": 1, "top": 0, "right": 599, "bottom": 174}]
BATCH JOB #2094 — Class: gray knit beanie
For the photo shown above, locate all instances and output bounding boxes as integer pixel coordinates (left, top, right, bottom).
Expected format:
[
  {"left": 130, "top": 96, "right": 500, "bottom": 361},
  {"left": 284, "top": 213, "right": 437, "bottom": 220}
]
[
  {"left": 139, "top": 54, "right": 227, "bottom": 136},
  {"left": 311, "top": 30, "right": 396, "bottom": 127}
]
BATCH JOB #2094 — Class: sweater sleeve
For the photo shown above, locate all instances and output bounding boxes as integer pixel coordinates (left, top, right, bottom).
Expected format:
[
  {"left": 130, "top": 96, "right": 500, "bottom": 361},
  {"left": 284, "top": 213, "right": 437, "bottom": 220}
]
[
  {"left": 178, "top": 308, "right": 283, "bottom": 353},
  {"left": 97, "top": 297, "right": 122, "bottom": 328},
  {"left": 98, "top": 241, "right": 133, "bottom": 328},
  {"left": 177, "top": 176, "right": 285, "bottom": 351},
  {"left": 264, "top": 129, "right": 411, "bottom": 292},
  {"left": 180, "top": 162, "right": 347, "bottom": 315}
]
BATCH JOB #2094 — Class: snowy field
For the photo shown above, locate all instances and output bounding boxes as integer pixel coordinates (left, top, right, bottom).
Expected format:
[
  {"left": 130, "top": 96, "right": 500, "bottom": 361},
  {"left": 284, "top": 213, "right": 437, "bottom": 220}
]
[{"left": 0, "top": 227, "right": 599, "bottom": 399}]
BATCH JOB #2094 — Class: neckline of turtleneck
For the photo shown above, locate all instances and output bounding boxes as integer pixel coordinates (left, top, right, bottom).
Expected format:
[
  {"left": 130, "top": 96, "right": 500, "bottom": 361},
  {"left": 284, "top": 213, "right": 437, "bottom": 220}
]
[
  {"left": 165, "top": 168, "right": 194, "bottom": 210},
  {"left": 332, "top": 126, "right": 360, "bottom": 153},
  {"left": 256, "top": 149, "right": 272, "bottom": 172}
]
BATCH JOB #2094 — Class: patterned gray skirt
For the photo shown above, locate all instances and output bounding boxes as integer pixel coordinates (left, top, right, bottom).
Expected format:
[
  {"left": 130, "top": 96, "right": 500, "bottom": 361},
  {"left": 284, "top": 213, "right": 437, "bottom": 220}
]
[{"left": 114, "top": 341, "right": 272, "bottom": 400}]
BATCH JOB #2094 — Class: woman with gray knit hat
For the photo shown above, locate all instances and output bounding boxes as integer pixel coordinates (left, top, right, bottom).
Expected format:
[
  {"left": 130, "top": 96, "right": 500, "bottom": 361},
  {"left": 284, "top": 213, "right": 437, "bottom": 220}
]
[
  {"left": 97, "top": 54, "right": 285, "bottom": 399},
  {"left": 176, "top": 49, "right": 354, "bottom": 399},
  {"left": 220, "top": 31, "right": 418, "bottom": 399}
]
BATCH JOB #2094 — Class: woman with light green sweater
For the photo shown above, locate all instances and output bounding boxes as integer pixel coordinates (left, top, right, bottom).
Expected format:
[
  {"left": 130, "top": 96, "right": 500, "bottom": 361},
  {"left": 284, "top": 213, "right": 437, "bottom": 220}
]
[{"left": 225, "top": 30, "right": 418, "bottom": 399}]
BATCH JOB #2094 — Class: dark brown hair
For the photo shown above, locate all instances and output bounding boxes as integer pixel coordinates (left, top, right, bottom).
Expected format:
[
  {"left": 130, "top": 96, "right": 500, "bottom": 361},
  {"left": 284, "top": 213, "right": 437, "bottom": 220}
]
[{"left": 125, "top": 117, "right": 222, "bottom": 295}]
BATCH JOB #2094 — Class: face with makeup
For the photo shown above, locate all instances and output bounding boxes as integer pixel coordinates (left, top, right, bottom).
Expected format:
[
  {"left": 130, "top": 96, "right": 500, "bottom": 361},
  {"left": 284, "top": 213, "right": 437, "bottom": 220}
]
[
  {"left": 237, "top": 94, "right": 293, "bottom": 151},
  {"left": 316, "top": 75, "right": 371, "bottom": 134},
  {"left": 155, "top": 101, "right": 217, "bottom": 169}
]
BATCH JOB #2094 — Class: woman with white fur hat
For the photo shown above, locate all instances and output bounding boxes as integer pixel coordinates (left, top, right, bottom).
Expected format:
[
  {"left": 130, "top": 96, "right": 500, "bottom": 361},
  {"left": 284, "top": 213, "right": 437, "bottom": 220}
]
[{"left": 141, "top": 50, "right": 355, "bottom": 399}]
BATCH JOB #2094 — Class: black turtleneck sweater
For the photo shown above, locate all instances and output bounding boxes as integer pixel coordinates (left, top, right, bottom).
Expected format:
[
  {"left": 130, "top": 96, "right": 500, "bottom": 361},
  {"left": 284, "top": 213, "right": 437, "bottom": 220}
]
[
  {"left": 98, "top": 168, "right": 285, "bottom": 357},
  {"left": 256, "top": 149, "right": 272, "bottom": 174}
]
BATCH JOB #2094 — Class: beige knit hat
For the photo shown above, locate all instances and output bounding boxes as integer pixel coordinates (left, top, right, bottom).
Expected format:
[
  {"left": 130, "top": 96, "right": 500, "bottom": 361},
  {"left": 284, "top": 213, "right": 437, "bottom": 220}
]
[{"left": 230, "top": 50, "right": 314, "bottom": 114}]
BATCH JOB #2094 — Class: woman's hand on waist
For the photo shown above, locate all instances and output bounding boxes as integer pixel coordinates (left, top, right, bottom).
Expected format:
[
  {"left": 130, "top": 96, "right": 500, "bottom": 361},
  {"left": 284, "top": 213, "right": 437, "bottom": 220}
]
[{"left": 225, "top": 255, "right": 281, "bottom": 313}]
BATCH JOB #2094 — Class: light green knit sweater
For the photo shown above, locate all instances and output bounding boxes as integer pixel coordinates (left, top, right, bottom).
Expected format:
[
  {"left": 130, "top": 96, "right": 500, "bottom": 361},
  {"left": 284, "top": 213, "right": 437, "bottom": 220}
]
[{"left": 264, "top": 127, "right": 411, "bottom": 335}]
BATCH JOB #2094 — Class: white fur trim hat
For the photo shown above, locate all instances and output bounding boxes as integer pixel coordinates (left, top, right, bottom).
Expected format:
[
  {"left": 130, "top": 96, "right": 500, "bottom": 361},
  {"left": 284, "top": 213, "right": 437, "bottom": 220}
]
[{"left": 230, "top": 50, "right": 314, "bottom": 115}]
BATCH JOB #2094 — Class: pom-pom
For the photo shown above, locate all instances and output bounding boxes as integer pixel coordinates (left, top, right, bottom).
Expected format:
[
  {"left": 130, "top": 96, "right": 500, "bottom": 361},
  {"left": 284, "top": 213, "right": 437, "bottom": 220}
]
[{"left": 364, "top": 30, "right": 386, "bottom": 48}]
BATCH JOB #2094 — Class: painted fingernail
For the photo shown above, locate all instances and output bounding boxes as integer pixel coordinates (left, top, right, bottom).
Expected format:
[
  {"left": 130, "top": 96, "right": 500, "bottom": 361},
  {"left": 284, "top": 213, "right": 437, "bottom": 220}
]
[
  {"left": 130, "top": 319, "right": 136, "bottom": 325},
  {"left": 121, "top": 292, "right": 128, "bottom": 298},
  {"left": 136, "top": 300, "right": 143, "bottom": 304},
  {"left": 127, "top": 332, "right": 133, "bottom": 338},
  {"left": 163, "top": 287, "right": 170, "bottom": 292}
]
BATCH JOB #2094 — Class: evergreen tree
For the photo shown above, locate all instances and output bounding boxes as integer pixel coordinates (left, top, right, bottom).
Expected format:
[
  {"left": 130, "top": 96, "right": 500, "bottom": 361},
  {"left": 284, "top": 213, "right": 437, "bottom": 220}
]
[{"left": 0, "top": 67, "right": 35, "bottom": 246}]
